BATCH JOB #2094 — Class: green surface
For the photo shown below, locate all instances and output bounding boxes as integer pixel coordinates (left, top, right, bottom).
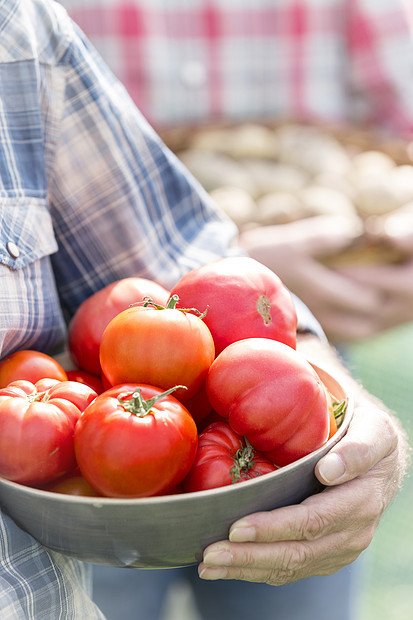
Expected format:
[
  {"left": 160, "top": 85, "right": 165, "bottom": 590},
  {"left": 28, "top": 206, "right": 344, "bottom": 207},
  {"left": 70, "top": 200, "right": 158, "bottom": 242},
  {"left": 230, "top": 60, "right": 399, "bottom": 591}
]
[{"left": 342, "top": 323, "right": 413, "bottom": 620}]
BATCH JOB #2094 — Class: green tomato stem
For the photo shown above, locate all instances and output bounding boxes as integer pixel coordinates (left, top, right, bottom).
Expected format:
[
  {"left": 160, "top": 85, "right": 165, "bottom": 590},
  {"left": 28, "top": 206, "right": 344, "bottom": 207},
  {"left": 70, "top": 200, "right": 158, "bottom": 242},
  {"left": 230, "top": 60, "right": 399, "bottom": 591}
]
[
  {"left": 140, "top": 295, "right": 208, "bottom": 319},
  {"left": 117, "top": 385, "right": 186, "bottom": 417},
  {"left": 332, "top": 399, "right": 347, "bottom": 429},
  {"left": 230, "top": 437, "right": 256, "bottom": 483}
]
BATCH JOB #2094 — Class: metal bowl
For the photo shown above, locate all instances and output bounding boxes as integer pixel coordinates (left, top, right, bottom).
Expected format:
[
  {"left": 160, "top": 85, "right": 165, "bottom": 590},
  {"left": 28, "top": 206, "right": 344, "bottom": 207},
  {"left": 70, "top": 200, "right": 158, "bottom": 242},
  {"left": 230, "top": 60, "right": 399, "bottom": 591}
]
[{"left": 0, "top": 363, "right": 352, "bottom": 569}]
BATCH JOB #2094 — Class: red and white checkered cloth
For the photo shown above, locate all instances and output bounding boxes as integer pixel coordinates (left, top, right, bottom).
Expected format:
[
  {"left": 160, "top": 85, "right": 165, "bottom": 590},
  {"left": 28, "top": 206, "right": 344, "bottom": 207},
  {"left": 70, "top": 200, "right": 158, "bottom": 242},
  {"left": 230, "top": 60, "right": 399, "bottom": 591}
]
[{"left": 61, "top": 0, "right": 413, "bottom": 136}]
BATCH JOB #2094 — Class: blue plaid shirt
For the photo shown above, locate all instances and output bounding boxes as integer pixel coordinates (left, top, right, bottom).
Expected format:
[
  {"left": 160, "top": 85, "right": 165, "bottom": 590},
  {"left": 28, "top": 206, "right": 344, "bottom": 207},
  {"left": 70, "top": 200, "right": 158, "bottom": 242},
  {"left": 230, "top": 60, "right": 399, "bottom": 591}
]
[
  {"left": 0, "top": 0, "right": 240, "bottom": 360},
  {"left": 0, "top": 1, "right": 323, "bottom": 617}
]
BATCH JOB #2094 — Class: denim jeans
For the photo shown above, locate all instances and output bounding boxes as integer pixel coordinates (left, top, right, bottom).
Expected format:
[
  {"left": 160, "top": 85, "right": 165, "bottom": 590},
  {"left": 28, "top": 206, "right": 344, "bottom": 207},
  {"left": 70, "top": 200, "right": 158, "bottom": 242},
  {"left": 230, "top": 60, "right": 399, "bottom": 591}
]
[{"left": 91, "top": 560, "right": 359, "bottom": 620}]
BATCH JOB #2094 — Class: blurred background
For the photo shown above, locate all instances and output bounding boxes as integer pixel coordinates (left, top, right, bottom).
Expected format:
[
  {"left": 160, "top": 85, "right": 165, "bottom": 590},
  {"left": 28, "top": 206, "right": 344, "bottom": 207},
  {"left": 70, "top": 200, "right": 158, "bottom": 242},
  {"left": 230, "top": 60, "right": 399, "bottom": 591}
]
[{"left": 61, "top": 2, "right": 413, "bottom": 619}]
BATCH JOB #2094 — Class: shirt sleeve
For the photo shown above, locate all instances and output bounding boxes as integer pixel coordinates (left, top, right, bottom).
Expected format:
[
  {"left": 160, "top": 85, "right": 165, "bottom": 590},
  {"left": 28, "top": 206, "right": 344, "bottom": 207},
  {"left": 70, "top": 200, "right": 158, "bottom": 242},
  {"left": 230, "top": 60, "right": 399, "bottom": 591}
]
[
  {"left": 47, "top": 17, "right": 239, "bottom": 316},
  {"left": 47, "top": 5, "right": 326, "bottom": 343}
]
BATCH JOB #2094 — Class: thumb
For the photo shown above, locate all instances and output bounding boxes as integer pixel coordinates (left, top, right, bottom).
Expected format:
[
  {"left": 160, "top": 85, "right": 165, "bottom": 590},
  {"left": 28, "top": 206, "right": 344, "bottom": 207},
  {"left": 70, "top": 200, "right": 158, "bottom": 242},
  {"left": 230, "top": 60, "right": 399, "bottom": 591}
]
[{"left": 314, "top": 406, "right": 398, "bottom": 486}]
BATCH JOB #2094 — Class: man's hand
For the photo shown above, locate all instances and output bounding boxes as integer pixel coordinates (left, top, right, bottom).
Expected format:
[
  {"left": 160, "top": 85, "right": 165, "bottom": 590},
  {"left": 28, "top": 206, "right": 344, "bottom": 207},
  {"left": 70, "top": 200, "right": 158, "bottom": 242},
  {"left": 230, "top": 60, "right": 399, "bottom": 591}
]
[{"left": 198, "top": 337, "right": 410, "bottom": 585}]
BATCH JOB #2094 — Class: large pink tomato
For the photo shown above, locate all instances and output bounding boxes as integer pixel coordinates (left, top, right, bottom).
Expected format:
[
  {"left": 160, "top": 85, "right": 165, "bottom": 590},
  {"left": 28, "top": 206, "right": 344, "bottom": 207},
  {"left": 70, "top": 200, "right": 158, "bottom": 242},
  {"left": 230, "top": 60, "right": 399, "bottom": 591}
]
[
  {"left": 171, "top": 256, "right": 297, "bottom": 355},
  {"left": 206, "top": 338, "right": 330, "bottom": 467}
]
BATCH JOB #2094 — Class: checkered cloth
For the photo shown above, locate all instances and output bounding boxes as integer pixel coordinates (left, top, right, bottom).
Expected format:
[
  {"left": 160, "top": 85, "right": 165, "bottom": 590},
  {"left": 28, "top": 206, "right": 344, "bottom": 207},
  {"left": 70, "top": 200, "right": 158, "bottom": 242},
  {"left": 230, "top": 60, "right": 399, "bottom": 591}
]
[
  {"left": 0, "top": 510, "right": 105, "bottom": 619},
  {"left": 60, "top": 0, "right": 413, "bottom": 135}
]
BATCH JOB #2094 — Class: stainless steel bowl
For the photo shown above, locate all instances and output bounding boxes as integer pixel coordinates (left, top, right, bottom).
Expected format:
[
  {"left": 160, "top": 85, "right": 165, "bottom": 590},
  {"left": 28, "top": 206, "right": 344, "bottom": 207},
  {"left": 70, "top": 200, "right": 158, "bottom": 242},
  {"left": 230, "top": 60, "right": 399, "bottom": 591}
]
[{"left": 0, "top": 363, "right": 353, "bottom": 569}]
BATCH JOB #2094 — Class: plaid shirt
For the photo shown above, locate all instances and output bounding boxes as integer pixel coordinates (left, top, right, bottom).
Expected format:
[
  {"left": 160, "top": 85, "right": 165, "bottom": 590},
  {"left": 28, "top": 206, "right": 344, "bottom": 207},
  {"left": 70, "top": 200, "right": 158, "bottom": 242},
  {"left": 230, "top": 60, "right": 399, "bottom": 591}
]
[
  {"left": 60, "top": 0, "right": 413, "bottom": 136},
  {"left": 0, "top": 0, "right": 240, "bottom": 360},
  {"left": 0, "top": 1, "right": 323, "bottom": 617},
  {"left": 0, "top": 510, "right": 106, "bottom": 619}
]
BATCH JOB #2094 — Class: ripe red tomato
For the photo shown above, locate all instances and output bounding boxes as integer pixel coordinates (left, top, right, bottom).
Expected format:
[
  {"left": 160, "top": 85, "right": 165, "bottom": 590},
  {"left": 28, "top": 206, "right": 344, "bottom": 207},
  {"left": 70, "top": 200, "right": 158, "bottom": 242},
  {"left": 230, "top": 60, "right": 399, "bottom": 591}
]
[
  {"left": 100, "top": 371, "right": 112, "bottom": 392},
  {"left": 68, "top": 277, "right": 169, "bottom": 375},
  {"left": 42, "top": 380, "right": 98, "bottom": 415},
  {"left": 35, "top": 378, "right": 61, "bottom": 392},
  {"left": 183, "top": 421, "right": 277, "bottom": 493},
  {"left": 99, "top": 296, "right": 215, "bottom": 402},
  {"left": 0, "top": 350, "right": 68, "bottom": 388},
  {"left": 66, "top": 369, "right": 104, "bottom": 394},
  {"left": 0, "top": 380, "right": 83, "bottom": 485},
  {"left": 43, "top": 469, "right": 100, "bottom": 497},
  {"left": 206, "top": 338, "right": 330, "bottom": 467},
  {"left": 171, "top": 256, "right": 297, "bottom": 355},
  {"left": 197, "top": 409, "right": 224, "bottom": 433},
  {"left": 184, "top": 385, "right": 213, "bottom": 429},
  {"left": 74, "top": 384, "right": 198, "bottom": 498}
]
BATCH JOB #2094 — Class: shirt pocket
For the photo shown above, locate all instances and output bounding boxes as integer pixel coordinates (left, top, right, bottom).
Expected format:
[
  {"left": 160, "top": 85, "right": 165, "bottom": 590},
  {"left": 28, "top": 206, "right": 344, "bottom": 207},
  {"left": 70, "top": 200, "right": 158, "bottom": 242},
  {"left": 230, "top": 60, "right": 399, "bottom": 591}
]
[{"left": 0, "top": 197, "right": 58, "bottom": 269}]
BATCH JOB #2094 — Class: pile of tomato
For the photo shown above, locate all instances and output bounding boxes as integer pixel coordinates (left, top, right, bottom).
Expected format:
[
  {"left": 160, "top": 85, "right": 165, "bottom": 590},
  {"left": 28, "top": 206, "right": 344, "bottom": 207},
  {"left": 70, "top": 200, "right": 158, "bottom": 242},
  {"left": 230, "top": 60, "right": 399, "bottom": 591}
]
[{"left": 0, "top": 257, "right": 345, "bottom": 499}]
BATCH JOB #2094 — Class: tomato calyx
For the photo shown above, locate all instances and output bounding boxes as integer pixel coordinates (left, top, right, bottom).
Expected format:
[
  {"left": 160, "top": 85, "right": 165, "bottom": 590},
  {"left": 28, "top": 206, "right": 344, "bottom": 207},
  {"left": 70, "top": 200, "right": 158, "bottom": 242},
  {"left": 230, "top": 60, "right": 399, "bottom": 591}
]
[
  {"left": 117, "top": 385, "right": 187, "bottom": 417},
  {"left": 332, "top": 399, "right": 347, "bottom": 429},
  {"left": 23, "top": 389, "right": 48, "bottom": 404},
  {"left": 139, "top": 294, "right": 209, "bottom": 320},
  {"left": 230, "top": 437, "right": 256, "bottom": 484}
]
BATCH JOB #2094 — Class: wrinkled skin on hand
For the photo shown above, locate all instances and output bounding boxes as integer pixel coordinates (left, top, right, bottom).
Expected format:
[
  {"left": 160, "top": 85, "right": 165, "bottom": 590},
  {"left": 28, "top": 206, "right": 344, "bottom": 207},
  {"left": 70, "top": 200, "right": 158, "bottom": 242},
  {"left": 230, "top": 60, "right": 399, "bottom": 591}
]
[
  {"left": 239, "top": 214, "right": 413, "bottom": 342},
  {"left": 198, "top": 336, "right": 410, "bottom": 585}
]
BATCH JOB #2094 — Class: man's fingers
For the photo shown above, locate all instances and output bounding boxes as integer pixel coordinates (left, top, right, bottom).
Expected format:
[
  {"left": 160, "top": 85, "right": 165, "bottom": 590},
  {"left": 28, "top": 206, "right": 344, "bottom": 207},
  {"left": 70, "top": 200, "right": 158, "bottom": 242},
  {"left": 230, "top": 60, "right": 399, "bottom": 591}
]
[
  {"left": 224, "top": 476, "right": 377, "bottom": 545},
  {"left": 228, "top": 503, "right": 332, "bottom": 544},
  {"left": 315, "top": 406, "right": 399, "bottom": 486},
  {"left": 198, "top": 401, "right": 406, "bottom": 586},
  {"left": 199, "top": 519, "right": 364, "bottom": 584}
]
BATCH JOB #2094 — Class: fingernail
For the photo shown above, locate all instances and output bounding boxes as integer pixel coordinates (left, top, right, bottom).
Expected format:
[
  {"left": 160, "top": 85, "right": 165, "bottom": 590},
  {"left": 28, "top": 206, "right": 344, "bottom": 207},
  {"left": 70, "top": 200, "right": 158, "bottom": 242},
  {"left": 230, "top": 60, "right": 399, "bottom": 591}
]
[
  {"left": 318, "top": 453, "right": 346, "bottom": 483},
  {"left": 229, "top": 524, "right": 256, "bottom": 542},
  {"left": 203, "top": 549, "right": 233, "bottom": 566},
  {"left": 199, "top": 566, "right": 228, "bottom": 580}
]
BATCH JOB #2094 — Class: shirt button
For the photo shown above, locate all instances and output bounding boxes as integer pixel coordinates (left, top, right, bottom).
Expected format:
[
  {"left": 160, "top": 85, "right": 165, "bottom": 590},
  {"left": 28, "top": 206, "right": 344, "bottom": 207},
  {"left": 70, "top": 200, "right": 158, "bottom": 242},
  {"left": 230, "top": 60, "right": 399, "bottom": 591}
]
[{"left": 6, "top": 241, "right": 20, "bottom": 259}]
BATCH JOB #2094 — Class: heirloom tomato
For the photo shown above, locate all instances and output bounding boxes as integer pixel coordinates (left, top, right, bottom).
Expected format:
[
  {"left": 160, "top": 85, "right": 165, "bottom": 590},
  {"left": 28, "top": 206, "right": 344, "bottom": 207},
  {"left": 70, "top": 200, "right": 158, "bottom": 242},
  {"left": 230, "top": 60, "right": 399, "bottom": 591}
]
[
  {"left": 44, "top": 469, "right": 99, "bottom": 497},
  {"left": 41, "top": 380, "right": 98, "bottom": 415},
  {"left": 171, "top": 256, "right": 297, "bottom": 355},
  {"left": 99, "top": 296, "right": 215, "bottom": 402},
  {"left": 183, "top": 421, "right": 277, "bottom": 493},
  {"left": 34, "top": 377, "right": 61, "bottom": 392},
  {"left": 206, "top": 338, "right": 330, "bottom": 467},
  {"left": 0, "top": 379, "right": 86, "bottom": 485},
  {"left": 0, "top": 350, "right": 67, "bottom": 388},
  {"left": 74, "top": 384, "right": 198, "bottom": 498},
  {"left": 184, "top": 385, "right": 213, "bottom": 429},
  {"left": 68, "top": 276, "right": 169, "bottom": 375},
  {"left": 66, "top": 369, "right": 104, "bottom": 394}
]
